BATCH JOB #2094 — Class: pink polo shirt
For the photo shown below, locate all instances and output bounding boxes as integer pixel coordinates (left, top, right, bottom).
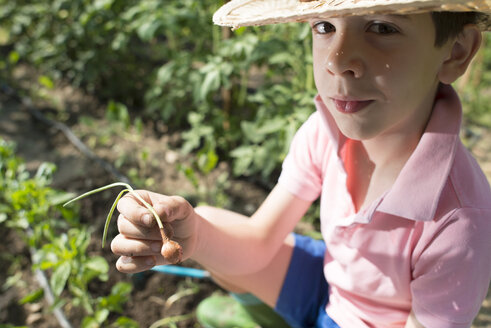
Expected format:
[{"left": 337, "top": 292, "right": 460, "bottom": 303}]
[{"left": 278, "top": 84, "right": 491, "bottom": 328}]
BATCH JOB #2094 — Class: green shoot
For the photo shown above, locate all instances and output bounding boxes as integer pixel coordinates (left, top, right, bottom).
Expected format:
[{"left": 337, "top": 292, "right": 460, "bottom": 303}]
[
  {"left": 63, "top": 182, "right": 163, "bottom": 248},
  {"left": 64, "top": 182, "right": 183, "bottom": 263},
  {"left": 103, "top": 188, "right": 129, "bottom": 248}
]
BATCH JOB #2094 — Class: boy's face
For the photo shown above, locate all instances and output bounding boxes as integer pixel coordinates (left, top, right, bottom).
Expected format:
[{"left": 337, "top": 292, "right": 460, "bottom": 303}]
[{"left": 310, "top": 13, "right": 453, "bottom": 141}]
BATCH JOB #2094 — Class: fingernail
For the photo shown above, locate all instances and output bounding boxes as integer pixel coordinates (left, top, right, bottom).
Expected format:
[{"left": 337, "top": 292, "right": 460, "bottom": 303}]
[
  {"left": 146, "top": 258, "right": 155, "bottom": 266},
  {"left": 151, "top": 242, "right": 161, "bottom": 252},
  {"left": 121, "top": 256, "right": 132, "bottom": 264},
  {"left": 142, "top": 214, "right": 152, "bottom": 226}
]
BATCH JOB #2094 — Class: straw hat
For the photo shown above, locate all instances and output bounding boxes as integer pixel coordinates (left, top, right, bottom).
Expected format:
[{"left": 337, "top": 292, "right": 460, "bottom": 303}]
[{"left": 213, "top": 0, "right": 491, "bottom": 30}]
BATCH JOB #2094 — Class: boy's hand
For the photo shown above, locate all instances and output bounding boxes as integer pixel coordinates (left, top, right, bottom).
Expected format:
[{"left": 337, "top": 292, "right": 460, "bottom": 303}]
[{"left": 111, "top": 190, "right": 198, "bottom": 273}]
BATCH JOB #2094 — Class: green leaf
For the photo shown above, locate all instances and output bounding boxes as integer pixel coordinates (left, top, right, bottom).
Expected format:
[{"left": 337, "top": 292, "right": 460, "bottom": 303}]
[
  {"left": 68, "top": 283, "right": 84, "bottom": 298},
  {"left": 48, "top": 191, "right": 77, "bottom": 206},
  {"left": 95, "top": 308, "right": 110, "bottom": 324},
  {"left": 230, "top": 146, "right": 254, "bottom": 176},
  {"left": 19, "top": 288, "right": 44, "bottom": 304},
  {"left": 50, "top": 261, "right": 71, "bottom": 297},
  {"left": 241, "top": 121, "right": 262, "bottom": 143},
  {"left": 35, "top": 162, "right": 56, "bottom": 184},
  {"left": 257, "top": 117, "right": 285, "bottom": 135},
  {"left": 106, "top": 101, "right": 130, "bottom": 127},
  {"left": 38, "top": 75, "right": 54, "bottom": 89},
  {"left": 111, "top": 32, "right": 128, "bottom": 51},
  {"left": 38, "top": 259, "right": 57, "bottom": 270},
  {"left": 137, "top": 20, "right": 161, "bottom": 41},
  {"left": 50, "top": 297, "right": 67, "bottom": 311},
  {"left": 233, "top": 26, "right": 246, "bottom": 36},
  {"left": 197, "top": 149, "right": 218, "bottom": 174},
  {"left": 0, "top": 26, "right": 9, "bottom": 45},
  {"left": 156, "top": 62, "right": 176, "bottom": 85},
  {"left": 81, "top": 316, "right": 99, "bottom": 328},
  {"left": 3, "top": 272, "right": 22, "bottom": 291},
  {"left": 110, "top": 316, "right": 139, "bottom": 328},
  {"left": 111, "top": 282, "right": 132, "bottom": 296},
  {"left": 8, "top": 51, "right": 19, "bottom": 64},
  {"left": 94, "top": 0, "right": 114, "bottom": 10},
  {"left": 199, "top": 69, "right": 220, "bottom": 100},
  {"left": 177, "top": 164, "right": 199, "bottom": 189},
  {"left": 85, "top": 256, "right": 109, "bottom": 274}
]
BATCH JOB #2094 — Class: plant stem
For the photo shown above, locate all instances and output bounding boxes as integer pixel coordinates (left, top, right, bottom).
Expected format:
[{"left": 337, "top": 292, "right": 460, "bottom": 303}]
[
  {"left": 64, "top": 182, "right": 165, "bottom": 247},
  {"left": 103, "top": 188, "right": 129, "bottom": 248}
]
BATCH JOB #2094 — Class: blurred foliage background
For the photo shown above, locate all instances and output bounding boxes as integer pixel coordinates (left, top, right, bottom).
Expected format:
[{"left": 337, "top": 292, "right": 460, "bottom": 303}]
[
  {"left": 0, "top": 0, "right": 490, "bottom": 186},
  {"left": 0, "top": 1, "right": 490, "bottom": 326}
]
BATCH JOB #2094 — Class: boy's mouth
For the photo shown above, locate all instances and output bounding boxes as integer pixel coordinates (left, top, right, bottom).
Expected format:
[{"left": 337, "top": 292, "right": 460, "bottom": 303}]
[{"left": 332, "top": 99, "right": 373, "bottom": 114}]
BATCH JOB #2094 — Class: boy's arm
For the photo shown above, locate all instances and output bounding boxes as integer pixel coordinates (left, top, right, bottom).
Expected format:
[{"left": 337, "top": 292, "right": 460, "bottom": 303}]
[{"left": 191, "top": 184, "right": 312, "bottom": 275}]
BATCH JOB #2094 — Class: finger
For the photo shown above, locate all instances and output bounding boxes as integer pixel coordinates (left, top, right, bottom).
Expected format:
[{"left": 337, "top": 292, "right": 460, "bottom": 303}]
[
  {"left": 152, "top": 195, "right": 192, "bottom": 224},
  {"left": 115, "top": 255, "right": 156, "bottom": 274},
  {"left": 117, "top": 190, "right": 157, "bottom": 228},
  {"left": 117, "top": 214, "right": 161, "bottom": 240},
  {"left": 111, "top": 234, "right": 163, "bottom": 257}
]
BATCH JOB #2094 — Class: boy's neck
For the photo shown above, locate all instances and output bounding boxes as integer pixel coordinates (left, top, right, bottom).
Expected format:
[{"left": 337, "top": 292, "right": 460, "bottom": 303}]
[
  {"left": 361, "top": 82, "right": 439, "bottom": 171},
  {"left": 347, "top": 136, "right": 419, "bottom": 212},
  {"left": 362, "top": 131, "right": 421, "bottom": 170},
  {"left": 347, "top": 88, "right": 437, "bottom": 211}
]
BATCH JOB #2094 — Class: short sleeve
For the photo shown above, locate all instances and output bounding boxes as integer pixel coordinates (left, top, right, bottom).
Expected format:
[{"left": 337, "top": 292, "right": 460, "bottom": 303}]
[
  {"left": 278, "top": 112, "right": 327, "bottom": 202},
  {"left": 410, "top": 208, "right": 491, "bottom": 328}
]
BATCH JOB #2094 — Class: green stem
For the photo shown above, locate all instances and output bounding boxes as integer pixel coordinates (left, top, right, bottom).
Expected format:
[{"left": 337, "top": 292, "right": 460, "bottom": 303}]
[
  {"left": 102, "top": 188, "right": 129, "bottom": 248},
  {"left": 63, "top": 182, "right": 130, "bottom": 207},
  {"left": 126, "top": 189, "right": 163, "bottom": 230},
  {"left": 63, "top": 182, "right": 164, "bottom": 248}
]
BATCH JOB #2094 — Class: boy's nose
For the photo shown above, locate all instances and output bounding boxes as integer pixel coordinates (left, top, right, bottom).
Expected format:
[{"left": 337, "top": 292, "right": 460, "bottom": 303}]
[{"left": 323, "top": 35, "right": 364, "bottom": 78}]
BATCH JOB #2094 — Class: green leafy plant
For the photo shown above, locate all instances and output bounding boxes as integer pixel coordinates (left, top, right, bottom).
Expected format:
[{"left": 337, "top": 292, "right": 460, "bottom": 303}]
[
  {"left": 63, "top": 182, "right": 183, "bottom": 264},
  {"left": 0, "top": 139, "right": 137, "bottom": 327},
  {"left": 1, "top": 0, "right": 318, "bottom": 186},
  {"left": 81, "top": 282, "right": 138, "bottom": 328},
  {"left": 36, "top": 227, "right": 109, "bottom": 312}
]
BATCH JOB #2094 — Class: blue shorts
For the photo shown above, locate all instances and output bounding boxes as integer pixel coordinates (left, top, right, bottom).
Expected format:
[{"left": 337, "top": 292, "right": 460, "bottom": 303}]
[{"left": 274, "top": 234, "right": 340, "bottom": 328}]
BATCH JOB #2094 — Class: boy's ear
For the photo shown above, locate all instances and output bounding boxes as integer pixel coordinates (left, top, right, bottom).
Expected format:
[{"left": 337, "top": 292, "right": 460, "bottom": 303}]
[{"left": 438, "top": 25, "right": 482, "bottom": 85}]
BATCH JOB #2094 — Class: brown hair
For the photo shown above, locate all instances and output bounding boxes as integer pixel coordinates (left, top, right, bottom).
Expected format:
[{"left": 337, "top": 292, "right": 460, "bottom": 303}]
[{"left": 432, "top": 11, "right": 487, "bottom": 46}]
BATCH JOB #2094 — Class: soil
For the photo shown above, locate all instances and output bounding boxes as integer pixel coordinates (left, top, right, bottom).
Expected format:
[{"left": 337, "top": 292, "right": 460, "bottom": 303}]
[{"left": 0, "top": 73, "right": 490, "bottom": 327}]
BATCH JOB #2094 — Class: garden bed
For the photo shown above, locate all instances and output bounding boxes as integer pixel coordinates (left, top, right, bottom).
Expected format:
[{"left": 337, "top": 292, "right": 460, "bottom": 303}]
[{"left": 0, "top": 85, "right": 266, "bottom": 327}]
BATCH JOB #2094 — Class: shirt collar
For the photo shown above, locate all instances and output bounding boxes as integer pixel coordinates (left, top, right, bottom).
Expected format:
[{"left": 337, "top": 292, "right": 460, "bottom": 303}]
[
  {"left": 315, "top": 84, "right": 462, "bottom": 222},
  {"left": 378, "top": 84, "right": 461, "bottom": 221}
]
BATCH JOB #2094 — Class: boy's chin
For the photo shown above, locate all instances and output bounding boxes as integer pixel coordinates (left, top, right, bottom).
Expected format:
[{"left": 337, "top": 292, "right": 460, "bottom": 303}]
[
  {"left": 339, "top": 128, "right": 376, "bottom": 141},
  {"left": 335, "top": 120, "right": 382, "bottom": 141}
]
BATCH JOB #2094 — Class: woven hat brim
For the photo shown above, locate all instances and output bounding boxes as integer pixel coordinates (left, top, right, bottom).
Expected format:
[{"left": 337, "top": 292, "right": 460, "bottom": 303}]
[{"left": 213, "top": 0, "right": 491, "bottom": 30}]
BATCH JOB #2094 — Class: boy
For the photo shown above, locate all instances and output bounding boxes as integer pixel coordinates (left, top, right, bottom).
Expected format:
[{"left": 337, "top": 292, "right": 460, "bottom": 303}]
[{"left": 111, "top": 0, "right": 491, "bottom": 327}]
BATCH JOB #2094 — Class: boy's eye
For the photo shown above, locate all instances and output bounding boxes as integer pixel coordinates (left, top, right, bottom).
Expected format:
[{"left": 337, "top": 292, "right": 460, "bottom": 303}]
[
  {"left": 313, "top": 21, "right": 335, "bottom": 34},
  {"left": 367, "top": 22, "right": 399, "bottom": 34}
]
